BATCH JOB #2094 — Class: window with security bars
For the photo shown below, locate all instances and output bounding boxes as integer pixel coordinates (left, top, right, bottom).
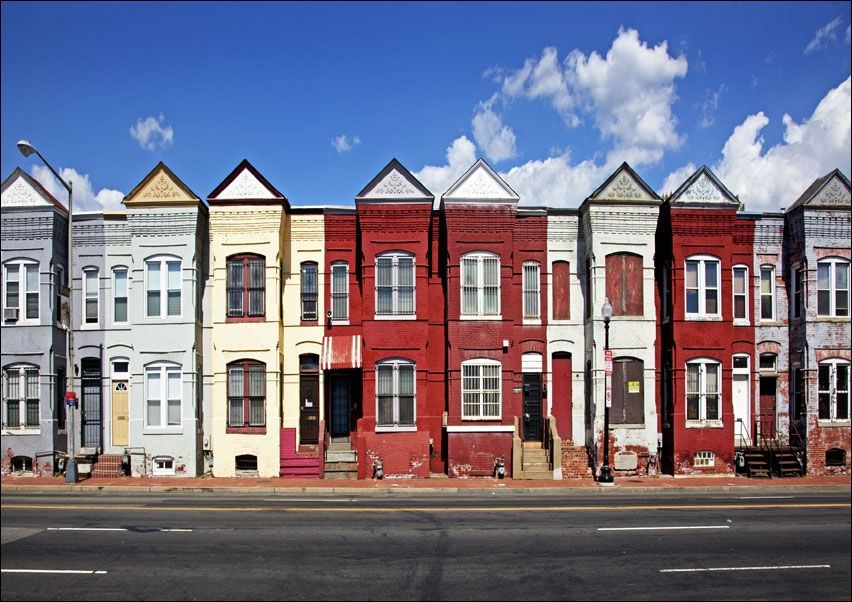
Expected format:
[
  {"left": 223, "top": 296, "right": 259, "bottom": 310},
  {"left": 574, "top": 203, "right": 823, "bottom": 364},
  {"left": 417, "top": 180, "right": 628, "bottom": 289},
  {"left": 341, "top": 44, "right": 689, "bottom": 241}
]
[
  {"left": 818, "top": 360, "right": 849, "bottom": 421},
  {"left": 462, "top": 360, "right": 501, "bottom": 419},
  {"left": 375, "top": 253, "right": 415, "bottom": 317},
  {"left": 301, "top": 262, "right": 318, "bottom": 321},
  {"left": 686, "top": 359, "right": 720, "bottom": 422},
  {"left": 523, "top": 261, "right": 540, "bottom": 320},
  {"left": 228, "top": 361, "right": 266, "bottom": 428},
  {"left": 227, "top": 255, "right": 265, "bottom": 318},
  {"left": 146, "top": 257, "right": 181, "bottom": 318},
  {"left": 461, "top": 253, "right": 500, "bottom": 318},
  {"left": 3, "top": 366, "right": 39, "bottom": 429},
  {"left": 376, "top": 360, "right": 415, "bottom": 428},
  {"left": 331, "top": 262, "right": 348, "bottom": 321}
]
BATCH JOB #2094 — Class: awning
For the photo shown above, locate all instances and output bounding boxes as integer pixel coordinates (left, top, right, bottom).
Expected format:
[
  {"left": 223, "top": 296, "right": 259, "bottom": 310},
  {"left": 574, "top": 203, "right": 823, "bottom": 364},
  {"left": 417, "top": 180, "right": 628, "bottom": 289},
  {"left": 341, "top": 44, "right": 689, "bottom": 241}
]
[{"left": 321, "top": 335, "right": 362, "bottom": 370}]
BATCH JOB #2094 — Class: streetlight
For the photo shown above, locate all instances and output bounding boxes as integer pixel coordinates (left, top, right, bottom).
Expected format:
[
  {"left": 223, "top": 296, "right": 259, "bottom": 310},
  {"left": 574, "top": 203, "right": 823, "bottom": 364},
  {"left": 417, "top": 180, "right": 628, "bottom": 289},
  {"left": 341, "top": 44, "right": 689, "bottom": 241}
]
[
  {"left": 599, "top": 297, "right": 614, "bottom": 485},
  {"left": 17, "top": 140, "right": 77, "bottom": 484}
]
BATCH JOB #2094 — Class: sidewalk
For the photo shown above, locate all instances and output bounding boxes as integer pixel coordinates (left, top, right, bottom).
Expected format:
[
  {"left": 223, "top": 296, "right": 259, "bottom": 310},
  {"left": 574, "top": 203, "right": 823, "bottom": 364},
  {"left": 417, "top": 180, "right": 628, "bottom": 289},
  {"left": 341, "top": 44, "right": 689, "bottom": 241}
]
[{"left": 2, "top": 472, "right": 849, "bottom": 495}]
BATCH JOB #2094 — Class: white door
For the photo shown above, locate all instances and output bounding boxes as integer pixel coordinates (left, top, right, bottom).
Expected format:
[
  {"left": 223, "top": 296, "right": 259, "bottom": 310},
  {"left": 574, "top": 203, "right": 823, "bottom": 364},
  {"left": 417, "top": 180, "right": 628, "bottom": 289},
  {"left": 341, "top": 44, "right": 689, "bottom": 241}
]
[{"left": 732, "top": 373, "right": 750, "bottom": 446}]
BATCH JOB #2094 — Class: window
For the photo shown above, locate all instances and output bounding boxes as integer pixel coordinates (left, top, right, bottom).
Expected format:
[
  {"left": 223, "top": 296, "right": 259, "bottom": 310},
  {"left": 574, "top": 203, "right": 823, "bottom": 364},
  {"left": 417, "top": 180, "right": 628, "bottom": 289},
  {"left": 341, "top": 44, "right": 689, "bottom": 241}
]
[
  {"left": 552, "top": 261, "right": 570, "bottom": 320},
  {"left": 146, "top": 257, "right": 181, "bottom": 318},
  {"left": 227, "top": 360, "right": 266, "bottom": 428},
  {"left": 113, "top": 267, "right": 128, "bottom": 324},
  {"left": 818, "top": 359, "right": 849, "bottom": 422},
  {"left": 3, "top": 365, "right": 39, "bottom": 429},
  {"left": 227, "top": 255, "right": 265, "bottom": 318},
  {"left": 330, "top": 262, "right": 349, "bottom": 321},
  {"left": 3, "top": 260, "right": 39, "bottom": 321},
  {"left": 693, "top": 451, "right": 715, "bottom": 467},
  {"left": 685, "top": 256, "right": 720, "bottom": 317},
  {"left": 301, "top": 262, "right": 318, "bottom": 321},
  {"left": 462, "top": 359, "right": 501, "bottom": 419},
  {"left": 461, "top": 253, "right": 500, "bottom": 318},
  {"left": 523, "top": 261, "right": 540, "bottom": 320},
  {"left": 376, "top": 253, "right": 415, "bottom": 317},
  {"left": 376, "top": 360, "right": 415, "bottom": 428},
  {"left": 760, "top": 266, "right": 775, "bottom": 321},
  {"left": 54, "top": 264, "right": 66, "bottom": 323},
  {"left": 759, "top": 354, "right": 776, "bottom": 372},
  {"left": 145, "top": 363, "right": 182, "bottom": 428},
  {"left": 817, "top": 258, "right": 849, "bottom": 317},
  {"left": 152, "top": 456, "right": 175, "bottom": 476},
  {"left": 792, "top": 267, "right": 804, "bottom": 319},
  {"left": 606, "top": 253, "right": 643, "bottom": 316},
  {"left": 732, "top": 265, "right": 748, "bottom": 322},
  {"left": 83, "top": 268, "right": 99, "bottom": 324},
  {"left": 686, "top": 359, "right": 721, "bottom": 422},
  {"left": 661, "top": 262, "right": 671, "bottom": 322}
]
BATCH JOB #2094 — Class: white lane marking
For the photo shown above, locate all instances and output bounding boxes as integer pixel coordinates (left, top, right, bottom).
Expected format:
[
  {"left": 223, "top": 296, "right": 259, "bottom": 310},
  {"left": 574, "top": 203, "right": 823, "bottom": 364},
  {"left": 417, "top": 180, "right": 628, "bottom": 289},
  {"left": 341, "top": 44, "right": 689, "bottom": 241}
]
[
  {"left": 661, "top": 564, "right": 830, "bottom": 573},
  {"left": 47, "top": 527, "right": 192, "bottom": 532},
  {"left": 1, "top": 569, "right": 108, "bottom": 575},
  {"left": 599, "top": 525, "right": 730, "bottom": 531}
]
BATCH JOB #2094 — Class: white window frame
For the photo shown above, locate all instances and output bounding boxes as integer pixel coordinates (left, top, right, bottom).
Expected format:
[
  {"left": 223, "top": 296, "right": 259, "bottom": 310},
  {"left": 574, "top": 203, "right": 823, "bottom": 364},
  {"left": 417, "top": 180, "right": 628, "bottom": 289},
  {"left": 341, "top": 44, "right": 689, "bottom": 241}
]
[
  {"left": 732, "top": 265, "right": 749, "bottom": 324},
  {"left": 693, "top": 451, "right": 715, "bottom": 467},
  {"left": 375, "top": 359, "right": 416, "bottom": 431},
  {"left": 685, "top": 358, "right": 722, "bottom": 426},
  {"left": 759, "top": 353, "right": 777, "bottom": 373},
  {"left": 83, "top": 268, "right": 99, "bottom": 326},
  {"left": 146, "top": 256, "right": 182, "bottom": 319},
  {"left": 3, "top": 260, "right": 39, "bottom": 323},
  {"left": 112, "top": 266, "right": 129, "bottom": 325},
  {"left": 461, "top": 359, "right": 501, "bottom": 420},
  {"left": 2, "top": 365, "right": 40, "bottom": 430},
  {"left": 152, "top": 456, "right": 175, "bottom": 476},
  {"left": 818, "top": 359, "right": 850, "bottom": 423},
  {"left": 461, "top": 252, "right": 501, "bottom": 319},
  {"left": 300, "top": 262, "right": 318, "bottom": 321},
  {"left": 760, "top": 265, "right": 775, "bottom": 322},
  {"left": 685, "top": 255, "right": 720, "bottom": 319},
  {"left": 523, "top": 261, "right": 541, "bottom": 322},
  {"left": 144, "top": 362, "right": 182, "bottom": 430},
  {"left": 817, "top": 258, "right": 850, "bottom": 318},
  {"left": 330, "top": 262, "right": 349, "bottom": 323},
  {"left": 375, "top": 252, "right": 415, "bottom": 319}
]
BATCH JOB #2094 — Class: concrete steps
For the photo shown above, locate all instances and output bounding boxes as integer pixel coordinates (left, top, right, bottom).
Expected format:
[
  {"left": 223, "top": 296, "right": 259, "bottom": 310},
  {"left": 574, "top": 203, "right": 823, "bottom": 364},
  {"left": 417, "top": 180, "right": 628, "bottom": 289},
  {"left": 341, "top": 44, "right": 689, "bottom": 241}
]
[{"left": 515, "top": 447, "right": 553, "bottom": 480}]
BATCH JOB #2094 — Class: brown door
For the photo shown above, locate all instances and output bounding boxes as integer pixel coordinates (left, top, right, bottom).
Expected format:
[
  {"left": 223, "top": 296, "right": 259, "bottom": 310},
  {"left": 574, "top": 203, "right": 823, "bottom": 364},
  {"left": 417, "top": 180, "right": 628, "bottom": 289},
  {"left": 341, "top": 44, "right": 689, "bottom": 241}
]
[{"left": 759, "top": 376, "right": 777, "bottom": 438}]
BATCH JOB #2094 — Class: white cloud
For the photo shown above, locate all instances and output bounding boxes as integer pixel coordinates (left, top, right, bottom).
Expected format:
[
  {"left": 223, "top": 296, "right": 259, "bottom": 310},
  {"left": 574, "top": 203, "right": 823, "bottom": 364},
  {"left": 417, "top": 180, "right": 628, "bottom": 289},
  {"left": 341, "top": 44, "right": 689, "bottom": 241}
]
[
  {"left": 129, "top": 114, "right": 174, "bottom": 151},
  {"left": 500, "top": 46, "right": 578, "bottom": 124},
  {"left": 805, "top": 17, "right": 844, "bottom": 54},
  {"left": 699, "top": 85, "right": 727, "bottom": 129},
  {"left": 414, "top": 136, "right": 477, "bottom": 204},
  {"left": 502, "top": 155, "right": 606, "bottom": 208},
  {"left": 31, "top": 165, "right": 125, "bottom": 212},
  {"left": 709, "top": 76, "right": 851, "bottom": 212},
  {"left": 660, "top": 163, "right": 698, "bottom": 198},
  {"left": 472, "top": 95, "right": 517, "bottom": 162},
  {"left": 332, "top": 134, "right": 361, "bottom": 152}
]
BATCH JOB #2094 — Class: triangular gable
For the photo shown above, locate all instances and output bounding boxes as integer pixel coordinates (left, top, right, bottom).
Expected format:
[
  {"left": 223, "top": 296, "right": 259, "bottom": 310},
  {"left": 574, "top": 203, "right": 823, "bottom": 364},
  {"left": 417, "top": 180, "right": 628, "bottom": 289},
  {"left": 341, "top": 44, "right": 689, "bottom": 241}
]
[
  {"left": 207, "top": 159, "right": 289, "bottom": 207},
  {"left": 1, "top": 167, "right": 68, "bottom": 212},
  {"left": 441, "top": 158, "right": 519, "bottom": 204},
  {"left": 123, "top": 162, "right": 202, "bottom": 208},
  {"left": 669, "top": 165, "right": 738, "bottom": 207},
  {"left": 355, "top": 158, "right": 433, "bottom": 203},
  {"left": 587, "top": 162, "right": 659, "bottom": 202},
  {"left": 786, "top": 169, "right": 851, "bottom": 212}
]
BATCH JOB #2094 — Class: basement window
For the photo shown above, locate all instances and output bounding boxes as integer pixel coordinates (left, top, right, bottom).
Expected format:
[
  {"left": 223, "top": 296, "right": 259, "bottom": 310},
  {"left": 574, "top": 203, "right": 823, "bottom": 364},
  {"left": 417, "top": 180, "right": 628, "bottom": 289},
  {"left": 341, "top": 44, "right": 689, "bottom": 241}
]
[
  {"left": 10, "top": 455, "right": 34, "bottom": 472},
  {"left": 235, "top": 454, "right": 258, "bottom": 476},
  {"left": 693, "top": 451, "right": 715, "bottom": 467},
  {"left": 152, "top": 456, "right": 175, "bottom": 476},
  {"left": 825, "top": 448, "right": 846, "bottom": 467}
]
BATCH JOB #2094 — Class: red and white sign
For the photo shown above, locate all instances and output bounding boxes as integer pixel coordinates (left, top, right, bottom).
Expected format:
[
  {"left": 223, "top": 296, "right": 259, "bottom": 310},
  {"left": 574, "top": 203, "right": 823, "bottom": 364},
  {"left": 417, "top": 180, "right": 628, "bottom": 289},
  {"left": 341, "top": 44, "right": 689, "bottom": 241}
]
[{"left": 604, "top": 349, "right": 613, "bottom": 375}]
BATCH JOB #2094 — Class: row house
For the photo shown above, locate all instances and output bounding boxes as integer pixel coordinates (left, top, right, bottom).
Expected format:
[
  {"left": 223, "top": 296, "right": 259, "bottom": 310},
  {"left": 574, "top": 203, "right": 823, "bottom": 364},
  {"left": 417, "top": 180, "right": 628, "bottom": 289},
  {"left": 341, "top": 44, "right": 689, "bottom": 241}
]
[{"left": 3, "top": 158, "right": 849, "bottom": 479}]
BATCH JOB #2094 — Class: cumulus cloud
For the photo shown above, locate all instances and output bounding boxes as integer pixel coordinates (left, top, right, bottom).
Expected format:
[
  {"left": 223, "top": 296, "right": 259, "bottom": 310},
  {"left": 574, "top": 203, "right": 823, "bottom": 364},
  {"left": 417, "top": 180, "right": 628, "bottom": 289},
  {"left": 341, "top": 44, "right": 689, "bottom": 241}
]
[
  {"left": 31, "top": 165, "right": 125, "bottom": 212},
  {"left": 471, "top": 94, "right": 517, "bottom": 162},
  {"left": 332, "top": 134, "right": 361, "bottom": 152},
  {"left": 706, "top": 76, "right": 851, "bottom": 212},
  {"left": 414, "top": 136, "right": 477, "bottom": 205},
  {"left": 129, "top": 114, "right": 174, "bottom": 151},
  {"left": 805, "top": 17, "right": 844, "bottom": 54}
]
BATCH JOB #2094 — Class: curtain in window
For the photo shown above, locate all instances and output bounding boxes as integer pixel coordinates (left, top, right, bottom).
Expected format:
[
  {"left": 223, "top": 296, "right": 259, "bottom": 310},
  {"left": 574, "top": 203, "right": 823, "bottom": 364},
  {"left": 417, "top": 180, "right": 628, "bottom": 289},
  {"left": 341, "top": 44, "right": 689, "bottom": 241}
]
[
  {"left": 5, "top": 265, "right": 19, "bottom": 311},
  {"left": 760, "top": 268, "right": 773, "bottom": 320},
  {"left": 685, "top": 262, "right": 698, "bottom": 314},
  {"left": 733, "top": 268, "right": 746, "bottom": 319},
  {"left": 167, "top": 262, "right": 181, "bottom": 316}
]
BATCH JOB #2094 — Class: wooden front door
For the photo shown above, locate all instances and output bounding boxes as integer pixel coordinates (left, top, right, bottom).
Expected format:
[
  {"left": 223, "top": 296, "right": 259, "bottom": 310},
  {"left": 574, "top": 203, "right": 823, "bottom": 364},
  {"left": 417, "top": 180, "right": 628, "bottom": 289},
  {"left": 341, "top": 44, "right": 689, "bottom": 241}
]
[{"left": 111, "top": 381, "right": 128, "bottom": 447}]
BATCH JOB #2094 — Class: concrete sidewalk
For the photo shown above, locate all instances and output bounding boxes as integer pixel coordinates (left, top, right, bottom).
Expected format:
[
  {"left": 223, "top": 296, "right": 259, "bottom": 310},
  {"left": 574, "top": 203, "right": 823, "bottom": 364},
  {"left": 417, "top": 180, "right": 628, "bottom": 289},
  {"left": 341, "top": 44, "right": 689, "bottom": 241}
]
[{"left": 2, "top": 473, "right": 849, "bottom": 495}]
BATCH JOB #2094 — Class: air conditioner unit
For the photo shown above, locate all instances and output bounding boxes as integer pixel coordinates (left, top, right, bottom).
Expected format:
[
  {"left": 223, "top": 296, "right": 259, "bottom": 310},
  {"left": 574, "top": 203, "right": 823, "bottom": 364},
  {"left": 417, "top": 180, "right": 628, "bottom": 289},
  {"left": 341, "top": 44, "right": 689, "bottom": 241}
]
[{"left": 4, "top": 308, "right": 19, "bottom": 321}]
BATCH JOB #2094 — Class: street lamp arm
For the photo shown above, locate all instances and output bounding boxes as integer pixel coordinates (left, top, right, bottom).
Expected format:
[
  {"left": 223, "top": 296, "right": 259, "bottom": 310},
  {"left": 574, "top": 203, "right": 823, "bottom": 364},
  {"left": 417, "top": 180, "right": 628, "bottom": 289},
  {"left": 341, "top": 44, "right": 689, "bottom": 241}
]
[{"left": 17, "top": 140, "right": 71, "bottom": 194}]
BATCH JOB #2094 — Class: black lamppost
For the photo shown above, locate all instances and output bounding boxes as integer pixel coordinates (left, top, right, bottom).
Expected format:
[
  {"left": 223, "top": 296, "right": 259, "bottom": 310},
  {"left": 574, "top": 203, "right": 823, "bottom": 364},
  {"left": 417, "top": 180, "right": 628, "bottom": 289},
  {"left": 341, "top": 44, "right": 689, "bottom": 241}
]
[
  {"left": 599, "top": 297, "right": 614, "bottom": 485},
  {"left": 17, "top": 140, "right": 77, "bottom": 484}
]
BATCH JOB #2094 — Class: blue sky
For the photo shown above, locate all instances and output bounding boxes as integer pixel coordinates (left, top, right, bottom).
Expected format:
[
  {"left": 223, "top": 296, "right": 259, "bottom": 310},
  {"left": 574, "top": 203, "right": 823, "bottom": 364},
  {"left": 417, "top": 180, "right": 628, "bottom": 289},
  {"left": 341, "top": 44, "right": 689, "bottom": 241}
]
[{"left": 2, "top": 2, "right": 850, "bottom": 214}]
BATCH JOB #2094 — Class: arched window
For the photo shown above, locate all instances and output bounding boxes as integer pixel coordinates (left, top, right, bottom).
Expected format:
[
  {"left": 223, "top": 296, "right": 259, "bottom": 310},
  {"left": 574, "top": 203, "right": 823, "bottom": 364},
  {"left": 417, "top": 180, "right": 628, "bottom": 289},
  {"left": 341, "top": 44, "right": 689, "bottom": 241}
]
[
  {"left": 376, "top": 359, "right": 415, "bottom": 429},
  {"left": 3, "top": 259, "right": 39, "bottom": 322},
  {"left": 3, "top": 364, "right": 39, "bottom": 429},
  {"left": 686, "top": 358, "right": 721, "bottom": 423},
  {"left": 817, "top": 258, "right": 850, "bottom": 317},
  {"left": 227, "top": 254, "right": 265, "bottom": 319},
  {"left": 375, "top": 252, "right": 415, "bottom": 317},
  {"left": 146, "top": 255, "right": 181, "bottom": 318},
  {"left": 227, "top": 360, "right": 266, "bottom": 428},
  {"left": 461, "top": 252, "right": 500, "bottom": 318},
  {"left": 818, "top": 359, "right": 849, "bottom": 422},
  {"left": 145, "top": 362, "right": 182, "bottom": 429},
  {"left": 685, "top": 255, "right": 720, "bottom": 318},
  {"left": 300, "top": 262, "right": 318, "bottom": 321}
]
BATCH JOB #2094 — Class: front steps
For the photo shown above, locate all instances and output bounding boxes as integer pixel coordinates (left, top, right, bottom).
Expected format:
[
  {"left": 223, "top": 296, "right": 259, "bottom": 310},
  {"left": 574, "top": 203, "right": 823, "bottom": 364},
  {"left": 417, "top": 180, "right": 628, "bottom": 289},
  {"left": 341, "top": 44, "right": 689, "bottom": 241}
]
[
  {"left": 514, "top": 446, "right": 553, "bottom": 480},
  {"left": 324, "top": 441, "right": 357, "bottom": 480}
]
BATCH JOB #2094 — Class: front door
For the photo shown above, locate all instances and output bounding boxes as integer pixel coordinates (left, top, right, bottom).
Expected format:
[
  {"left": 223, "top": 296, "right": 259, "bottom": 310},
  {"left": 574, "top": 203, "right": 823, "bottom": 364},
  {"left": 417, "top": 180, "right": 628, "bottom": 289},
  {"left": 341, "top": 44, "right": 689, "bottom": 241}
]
[
  {"left": 329, "top": 374, "right": 350, "bottom": 440},
  {"left": 523, "top": 373, "right": 542, "bottom": 443},
  {"left": 299, "top": 355, "right": 319, "bottom": 445},
  {"left": 80, "top": 358, "right": 102, "bottom": 449},
  {"left": 111, "top": 381, "right": 128, "bottom": 447},
  {"left": 759, "top": 376, "right": 777, "bottom": 439},
  {"left": 732, "top": 372, "right": 750, "bottom": 446}
]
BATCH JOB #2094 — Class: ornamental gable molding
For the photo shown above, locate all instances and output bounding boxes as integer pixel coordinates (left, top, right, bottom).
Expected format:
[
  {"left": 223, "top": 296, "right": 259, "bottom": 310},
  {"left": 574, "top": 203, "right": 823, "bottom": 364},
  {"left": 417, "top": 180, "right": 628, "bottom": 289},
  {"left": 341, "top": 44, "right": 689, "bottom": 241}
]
[
  {"left": 809, "top": 174, "right": 851, "bottom": 207},
  {"left": 587, "top": 162, "right": 659, "bottom": 203},
  {"left": 677, "top": 173, "right": 730, "bottom": 204},
  {"left": 217, "top": 168, "right": 277, "bottom": 200},
  {"left": 124, "top": 162, "right": 200, "bottom": 207},
  {"left": 669, "top": 165, "right": 738, "bottom": 207},
  {"left": 1, "top": 168, "right": 66, "bottom": 211},
  {"left": 442, "top": 159, "right": 519, "bottom": 204},
  {"left": 356, "top": 158, "right": 433, "bottom": 203}
]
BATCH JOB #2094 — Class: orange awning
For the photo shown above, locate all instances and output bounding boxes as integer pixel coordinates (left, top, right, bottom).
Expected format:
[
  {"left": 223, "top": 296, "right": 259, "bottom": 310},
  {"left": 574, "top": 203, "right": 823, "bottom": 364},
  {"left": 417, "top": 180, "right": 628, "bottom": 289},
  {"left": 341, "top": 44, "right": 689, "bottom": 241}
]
[{"left": 321, "top": 335, "right": 362, "bottom": 370}]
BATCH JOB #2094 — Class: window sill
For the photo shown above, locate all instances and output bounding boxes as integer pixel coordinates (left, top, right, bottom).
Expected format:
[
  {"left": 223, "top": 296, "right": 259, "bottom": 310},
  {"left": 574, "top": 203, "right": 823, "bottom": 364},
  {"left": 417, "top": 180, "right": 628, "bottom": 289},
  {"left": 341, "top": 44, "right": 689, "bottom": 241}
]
[
  {"left": 226, "top": 427, "right": 267, "bottom": 434},
  {"left": 460, "top": 315, "right": 502, "bottom": 321},
  {"left": 143, "top": 428, "right": 183, "bottom": 435},
  {"left": 685, "top": 420, "right": 723, "bottom": 428},
  {"left": 684, "top": 315, "right": 722, "bottom": 321},
  {"left": 817, "top": 420, "right": 851, "bottom": 428},
  {"left": 374, "top": 314, "right": 417, "bottom": 320},
  {"left": 225, "top": 316, "right": 267, "bottom": 323},
  {"left": 375, "top": 426, "right": 417, "bottom": 432},
  {"left": 1, "top": 428, "right": 41, "bottom": 435}
]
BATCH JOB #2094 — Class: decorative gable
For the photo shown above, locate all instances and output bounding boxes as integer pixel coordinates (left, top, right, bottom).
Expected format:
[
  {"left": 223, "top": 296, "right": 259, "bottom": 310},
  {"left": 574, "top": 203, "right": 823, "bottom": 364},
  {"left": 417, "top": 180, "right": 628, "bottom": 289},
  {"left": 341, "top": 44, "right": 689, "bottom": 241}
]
[
  {"left": 669, "top": 165, "right": 738, "bottom": 207},
  {"left": 218, "top": 169, "right": 277, "bottom": 199},
  {"left": 787, "top": 169, "right": 851, "bottom": 212},
  {"left": 1, "top": 168, "right": 66, "bottom": 211},
  {"left": 441, "top": 158, "right": 519, "bottom": 204},
  {"left": 124, "top": 162, "right": 201, "bottom": 207},
  {"left": 356, "top": 158, "right": 433, "bottom": 203},
  {"left": 588, "top": 162, "right": 658, "bottom": 202},
  {"left": 207, "top": 159, "right": 287, "bottom": 205}
]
